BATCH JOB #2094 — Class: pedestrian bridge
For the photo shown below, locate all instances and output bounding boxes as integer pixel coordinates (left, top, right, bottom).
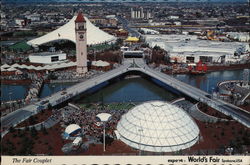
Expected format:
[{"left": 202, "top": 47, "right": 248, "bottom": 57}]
[{"left": 2, "top": 59, "right": 250, "bottom": 137}]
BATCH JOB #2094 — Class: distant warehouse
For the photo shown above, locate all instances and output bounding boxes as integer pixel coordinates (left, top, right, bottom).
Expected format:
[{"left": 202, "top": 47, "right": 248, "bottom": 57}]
[
  {"left": 145, "top": 34, "right": 249, "bottom": 63},
  {"left": 29, "top": 52, "right": 67, "bottom": 64}
]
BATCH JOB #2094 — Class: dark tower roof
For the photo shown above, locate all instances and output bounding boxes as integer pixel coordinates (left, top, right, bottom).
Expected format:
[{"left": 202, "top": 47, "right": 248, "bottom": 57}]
[{"left": 75, "top": 12, "right": 86, "bottom": 23}]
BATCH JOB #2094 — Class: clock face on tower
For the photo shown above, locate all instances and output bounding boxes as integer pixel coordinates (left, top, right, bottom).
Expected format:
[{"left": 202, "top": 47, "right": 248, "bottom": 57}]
[{"left": 79, "top": 34, "right": 84, "bottom": 41}]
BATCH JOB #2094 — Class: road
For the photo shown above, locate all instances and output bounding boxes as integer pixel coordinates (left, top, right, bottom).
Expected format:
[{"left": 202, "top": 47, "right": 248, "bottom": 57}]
[
  {"left": 116, "top": 16, "right": 140, "bottom": 38},
  {"left": 132, "top": 58, "right": 250, "bottom": 127}
]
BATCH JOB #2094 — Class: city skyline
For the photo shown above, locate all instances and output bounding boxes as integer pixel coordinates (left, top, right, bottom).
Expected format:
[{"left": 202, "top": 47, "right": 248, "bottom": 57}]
[{"left": 2, "top": 0, "right": 249, "bottom": 3}]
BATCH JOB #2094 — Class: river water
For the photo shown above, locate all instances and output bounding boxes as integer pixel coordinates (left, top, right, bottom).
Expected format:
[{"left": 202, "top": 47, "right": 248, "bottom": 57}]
[
  {"left": 1, "top": 83, "right": 74, "bottom": 102},
  {"left": 173, "top": 69, "right": 245, "bottom": 93},
  {"left": 1, "top": 84, "right": 29, "bottom": 102},
  {"left": 77, "top": 77, "right": 178, "bottom": 103},
  {"left": 1, "top": 69, "right": 246, "bottom": 102}
]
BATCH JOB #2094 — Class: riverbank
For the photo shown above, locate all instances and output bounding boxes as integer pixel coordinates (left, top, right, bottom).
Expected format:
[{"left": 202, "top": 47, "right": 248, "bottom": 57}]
[
  {"left": 207, "top": 63, "right": 250, "bottom": 72},
  {"left": 164, "top": 63, "right": 250, "bottom": 75},
  {"left": 1, "top": 63, "right": 249, "bottom": 84},
  {"left": 1, "top": 78, "right": 79, "bottom": 85},
  {"left": 48, "top": 79, "right": 80, "bottom": 83},
  {"left": 1, "top": 79, "right": 32, "bottom": 85}
]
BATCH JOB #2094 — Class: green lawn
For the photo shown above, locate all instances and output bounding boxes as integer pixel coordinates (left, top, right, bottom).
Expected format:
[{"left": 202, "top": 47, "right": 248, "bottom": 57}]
[
  {"left": 105, "top": 103, "right": 135, "bottom": 110},
  {"left": 9, "top": 41, "right": 32, "bottom": 52},
  {"left": 88, "top": 44, "right": 112, "bottom": 51},
  {"left": 13, "top": 31, "right": 36, "bottom": 37},
  {"left": 78, "top": 102, "right": 135, "bottom": 111}
]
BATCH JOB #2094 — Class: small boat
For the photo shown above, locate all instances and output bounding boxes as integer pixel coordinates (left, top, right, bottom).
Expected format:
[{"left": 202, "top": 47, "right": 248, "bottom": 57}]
[{"left": 188, "top": 61, "right": 207, "bottom": 75}]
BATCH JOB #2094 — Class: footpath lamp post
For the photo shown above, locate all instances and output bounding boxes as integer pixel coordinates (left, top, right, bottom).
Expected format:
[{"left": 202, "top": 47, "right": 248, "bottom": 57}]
[
  {"left": 138, "top": 128, "right": 143, "bottom": 155},
  {"left": 9, "top": 91, "right": 13, "bottom": 112},
  {"left": 96, "top": 113, "right": 112, "bottom": 152}
]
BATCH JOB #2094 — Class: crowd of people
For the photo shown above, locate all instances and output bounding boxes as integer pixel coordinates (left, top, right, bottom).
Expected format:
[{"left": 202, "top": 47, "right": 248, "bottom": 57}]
[
  {"left": 1, "top": 74, "right": 25, "bottom": 80},
  {"left": 25, "top": 77, "right": 44, "bottom": 103},
  {"left": 56, "top": 104, "right": 129, "bottom": 141},
  {"left": 48, "top": 69, "right": 105, "bottom": 82},
  {"left": 50, "top": 70, "right": 78, "bottom": 80},
  {"left": 219, "top": 81, "right": 250, "bottom": 105}
]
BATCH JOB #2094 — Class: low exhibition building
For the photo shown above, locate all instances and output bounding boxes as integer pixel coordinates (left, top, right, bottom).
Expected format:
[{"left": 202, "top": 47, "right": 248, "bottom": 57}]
[{"left": 29, "top": 52, "right": 67, "bottom": 64}]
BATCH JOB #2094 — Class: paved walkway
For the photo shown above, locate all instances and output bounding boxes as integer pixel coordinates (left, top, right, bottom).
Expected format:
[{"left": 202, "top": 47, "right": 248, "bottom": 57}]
[
  {"left": 189, "top": 104, "right": 229, "bottom": 123},
  {"left": 16, "top": 116, "right": 59, "bottom": 131}
]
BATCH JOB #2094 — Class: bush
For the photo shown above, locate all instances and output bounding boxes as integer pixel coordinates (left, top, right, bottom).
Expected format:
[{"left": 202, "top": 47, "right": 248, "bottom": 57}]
[
  {"left": 29, "top": 116, "right": 36, "bottom": 125},
  {"left": 221, "top": 131, "right": 225, "bottom": 137},
  {"left": 30, "top": 127, "right": 38, "bottom": 138},
  {"left": 9, "top": 126, "right": 15, "bottom": 133},
  {"left": 48, "top": 145, "right": 53, "bottom": 150},
  {"left": 47, "top": 73, "right": 58, "bottom": 80},
  {"left": 48, "top": 103, "right": 53, "bottom": 110},
  {"left": 42, "top": 126, "right": 48, "bottom": 135},
  {"left": 25, "top": 126, "right": 30, "bottom": 132}
]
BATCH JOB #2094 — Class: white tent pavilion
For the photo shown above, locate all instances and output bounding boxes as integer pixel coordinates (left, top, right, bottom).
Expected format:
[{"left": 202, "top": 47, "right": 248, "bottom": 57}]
[
  {"left": 11, "top": 63, "right": 21, "bottom": 68},
  {"left": 6, "top": 67, "right": 17, "bottom": 71},
  {"left": 65, "top": 124, "right": 81, "bottom": 136},
  {"left": 27, "top": 15, "right": 116, "bottom": 46},
  {"left": 92, "top": 60, "right": 110, "bottom": 67},
  {"left": 1, "top": 64, "right": 10, "bottom": 69},
  {"left": 96, "top": 113, "right": 112, "bottom": 122}
]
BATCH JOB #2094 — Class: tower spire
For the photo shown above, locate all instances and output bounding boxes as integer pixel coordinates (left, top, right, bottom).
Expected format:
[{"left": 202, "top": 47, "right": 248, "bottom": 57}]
[{"left": 75, "top": 12, "right": 86, "bottom": 23}]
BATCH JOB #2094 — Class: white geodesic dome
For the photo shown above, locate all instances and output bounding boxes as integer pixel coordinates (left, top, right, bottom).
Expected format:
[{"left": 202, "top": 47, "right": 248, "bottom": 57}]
[{"left": 117, "top": 101, "right": 199, "bottom": 152}]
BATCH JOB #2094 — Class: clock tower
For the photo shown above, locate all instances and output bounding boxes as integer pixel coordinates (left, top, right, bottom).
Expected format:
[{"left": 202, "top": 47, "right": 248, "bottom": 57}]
[{"left": 75, "top": 12, "right": 88, "bottom": 74}]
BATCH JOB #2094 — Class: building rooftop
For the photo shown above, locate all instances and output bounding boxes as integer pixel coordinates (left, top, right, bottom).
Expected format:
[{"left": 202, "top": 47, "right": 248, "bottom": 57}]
[
  {"left": 30, "top": 51, "right": 65, "bottom": 56},
  {"left": 145, "top": 34, "right": 249, "bottom": 54}
]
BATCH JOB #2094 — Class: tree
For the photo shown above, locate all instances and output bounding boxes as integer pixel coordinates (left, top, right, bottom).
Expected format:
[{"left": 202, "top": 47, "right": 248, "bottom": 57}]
[
  {"left": 30, "top": 126, "right": 38, "bottom": 138},
  {"left": 25, "top": 126, "right": 30, "bottom": 132},
  {"left": 19, "top": 136, "right": 34, "bottom": 155},
  {"left": 221, "top": 130, "right": 225, "bottom": 137},
  {"left": 141, "top": 43, "right": 149, "bottom": 48},
  {"left": 153, "top": 45, "right": 161, "bottom": 50},
  {"left": 42, "top": 125, "right": 48, "bottom": 135},
  {"left": 47, "top": 73, "right": 57, "bottom": 80},
  {"left": 195, "top": 12, "right": 202, "bottom": 18},
  {"left": 29, "top": 116, "right": 36, "bottom": 125},
  {"left": 164, "top": 54, "right": 171, "bottom": 64},
  {"left": 4, "top": 140, "right": 15, "bottom": 155},
  {"left": 47, "top": 103, "right": 52, "bottom": 111},
  {"left": 116, "top": 38, "right": 123, "bottom": 46},
  {"left": 17, "top": 129, "right": 23, "bottom": 137},
  {"left": 43, "top": 127, "right": 48, "bottom": 135},
  {"left": 9, "top": 126, "right": 15, "bottom": 133}
]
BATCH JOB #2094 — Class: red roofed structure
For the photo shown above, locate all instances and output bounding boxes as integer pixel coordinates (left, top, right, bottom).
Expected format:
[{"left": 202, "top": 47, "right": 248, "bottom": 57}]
[{"left": 75, "top": 12, "right": 86, "bottom": 23}]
